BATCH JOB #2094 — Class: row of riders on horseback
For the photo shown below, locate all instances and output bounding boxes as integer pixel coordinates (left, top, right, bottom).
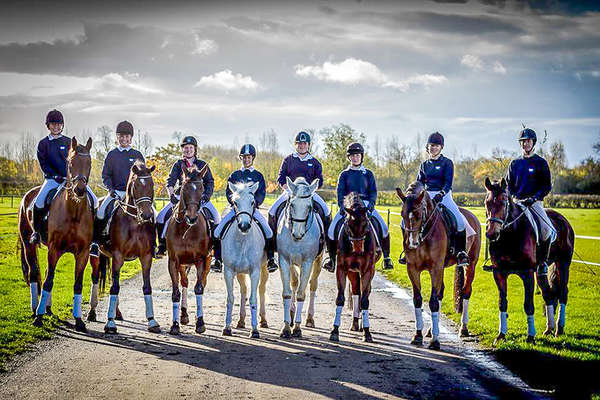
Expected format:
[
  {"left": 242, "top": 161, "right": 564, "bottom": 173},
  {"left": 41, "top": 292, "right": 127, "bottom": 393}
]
[{"left": 18, "top": 109, "right": 573, "bottom": 348}]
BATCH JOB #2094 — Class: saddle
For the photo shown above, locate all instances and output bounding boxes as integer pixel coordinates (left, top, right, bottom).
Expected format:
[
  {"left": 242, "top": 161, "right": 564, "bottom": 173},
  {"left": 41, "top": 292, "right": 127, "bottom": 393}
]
[
  {"left": 163, "top": 204, "right": 213, "bottom": 239},
  {"left": 275, "top": 201, "right": 325, "bottom": 255},
  {"left": 438, "top": 204, "right": 459, "bottom": 256},
  {"left": 333, "top": 213, "right": 382, "bottom": 251}
]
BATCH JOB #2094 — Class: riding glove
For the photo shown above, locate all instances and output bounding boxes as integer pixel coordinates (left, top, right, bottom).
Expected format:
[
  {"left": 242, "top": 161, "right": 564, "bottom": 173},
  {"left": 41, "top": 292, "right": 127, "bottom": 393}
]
[
  {"left": 432, "top": 192, "right": 444, "bottom": 204},
  {"left": 109, "top": 189, "right": 117, "bottom": 198},
  {"left": 170, "top": 193, "right": 178, "bottom": 205},
  {"left": 522, "top": 197, "right": 536, "bottom": 207}
]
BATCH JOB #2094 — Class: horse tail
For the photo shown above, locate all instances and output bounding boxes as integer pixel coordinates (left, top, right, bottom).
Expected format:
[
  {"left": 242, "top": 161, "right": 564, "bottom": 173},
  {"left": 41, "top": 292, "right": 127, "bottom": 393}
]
[
  {"left": 99, "top": 255, "right": 108, "bottom": 293},
  {"left": 17, "top": 237, "right": 29, "bottom": 284},
  {"left": 454, "top": 264, "right": 464, "bottom": 314}
]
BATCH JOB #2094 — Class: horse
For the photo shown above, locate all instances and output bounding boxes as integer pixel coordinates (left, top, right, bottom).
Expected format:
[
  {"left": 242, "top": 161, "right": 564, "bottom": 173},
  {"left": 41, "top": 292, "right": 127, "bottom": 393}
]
[
  {"left": 484, "top": 177, "right": 574, "bottom": 344},
  {"left": 89, "top": 160, "right": 160, "bottom": 334},
  {"left": 275, "top": 176, "right": 323, "bottom": 339},
  {"left": 396, "top": 182, "right": 481, "bottom": 350},
  {"left": 18, "top": 137, "right": 94, "bottom": 333},
  {"left": 220, "top": 181, "right": 271, "bottom": 338},
  {"left": 328, "top": 192, "right": 380, "bottom": 343},
  {"left": 165, "top": 165, "right": 212, "bottom": 335}
]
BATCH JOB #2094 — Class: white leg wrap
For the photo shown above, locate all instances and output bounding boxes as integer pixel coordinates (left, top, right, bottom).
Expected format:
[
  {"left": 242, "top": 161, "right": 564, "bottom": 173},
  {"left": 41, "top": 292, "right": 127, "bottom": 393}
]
[
  {"left": 527, "top": 315, "right": 536, "bottom": 337},
  {"left": 352, "top": 295, "right": 360, "bottom": 318},
  {"left": 546, "top": 305, "right": 555, "bottom": 329},
  {"left": 499, "top": 311, "right": 508, "bottom": 334},
  {"left": 250, "top": 304, "right": 258, "bottom": 329},
  {"left": 295, "top": 301, "right": 304, "bottom": 324},
  {"left": 362, "top": 309, "right": 370, "bottom": 328},
  {"left": 36, "top": 290, "right": 51, "bottom": 315},
  {"left": 173, "top": 302, "right": 180, "bottom": 323},
  {"left": 196, "top": 294, "right": 203, "bottom": 318},
  {"left": 461, "top": 299, "right": 469, "bottom": 325},
  {"left": 225, "top": 302, "right": 233, "bottom": 327},
  {"left": 308, "top": 291, "right": 316, "bottom": 316},
  {"left": 90, "top": 283, "right": 99, "bottom": 309},
  {"left": 334, "top": 305, "right": 343, "bottom": 327},
  {"left": 283, "top": 298, "right": 292, "bottom": 324},
  {"left": 415, "top": 308, "right": 424, "bottom": 331},
  {"left": 30, "top": 283, "right": 39, "bottom": 313},
  {"left": 108, "top": 294, "right": 118, "bottom": 319},
  {"left": 181, "top": 287, "right": 188, "bottom": 309},
  {"left": 72, "top": 294, "right": 82, "bottom": 319},
  {"left": 558, "top": 303, "right": 566, "bottom": 328},
  {"left": 431, "top": 312, "right": 440, "bottom": 341},
  {"left": 144, "top": 294, "right": 154, "bottom": 319}
]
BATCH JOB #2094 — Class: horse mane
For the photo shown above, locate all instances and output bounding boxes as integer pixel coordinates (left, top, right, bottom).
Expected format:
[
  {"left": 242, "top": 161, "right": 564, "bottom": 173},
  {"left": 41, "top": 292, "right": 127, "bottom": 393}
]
[
  {"left": 343, "top": 192, "right": 364, "bottom": 211},
  {"left": 406, "top": 181, "right": 424, "bottom": 196}
]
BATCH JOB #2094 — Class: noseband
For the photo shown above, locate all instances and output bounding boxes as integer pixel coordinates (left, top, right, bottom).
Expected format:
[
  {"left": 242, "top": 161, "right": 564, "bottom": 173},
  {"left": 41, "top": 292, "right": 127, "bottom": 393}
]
[
  {"left": 403, "top": 201, "right": 440, "bottom": 248},
  {"left": 286, "top": 192, "right": 314, "bottom": 240},
  {"left": 486, "top": 194, "right": 527, "bottom": 241},
  {"left": 120, "top": 174, "right": 154, "bottom": 224},
  {"left": 176, "top": 179, "right": 204, "bottom": 226},
  {"left": 65, "top": 152, "right": 91, "bottom": 202}
]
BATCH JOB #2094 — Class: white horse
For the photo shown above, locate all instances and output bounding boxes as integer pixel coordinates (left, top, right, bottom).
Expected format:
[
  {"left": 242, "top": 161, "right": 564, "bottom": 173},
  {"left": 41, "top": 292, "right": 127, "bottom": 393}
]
[
  {"left": 222, "top": 181, "right": 269, "bottom": 338},
  {"left": 277, "top": 177, "right": 323, "bottom": 339}
]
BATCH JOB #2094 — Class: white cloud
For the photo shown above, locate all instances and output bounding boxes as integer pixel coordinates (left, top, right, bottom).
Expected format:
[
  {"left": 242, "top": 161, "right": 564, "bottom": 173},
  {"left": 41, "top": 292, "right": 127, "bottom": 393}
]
[
  {"left": 193, "top": 70, "right": 259, "bottom": 91},
  {"left": 191, "top": 35, "right": 218, "bottom": 55},
  {"left": 295, "top": 58, "right": 447, "bottom": 91},
  {"left": 461, "top": 55, "right": 507, "bottom": 75},
  {"left": 97, "top": 73, "right": 162, "bottom": 94},
  {"left": 493, "top": 61, "right": 507, "bottom": 75}
]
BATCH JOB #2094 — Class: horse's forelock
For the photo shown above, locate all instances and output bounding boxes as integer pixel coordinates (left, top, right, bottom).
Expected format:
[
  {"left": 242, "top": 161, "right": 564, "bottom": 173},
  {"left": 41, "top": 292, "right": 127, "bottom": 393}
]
[
  {"left": 231, "top": 181, "right": 252, "bottom": 201},
  {"left": 68, "top": 144, "right": 88, "bottom": 160},
  {"left": 406, "top": 181, "right": 424, "bottom": 196},
  {"left": 343, "top": 192, "right": 363, "bottom": 211}
]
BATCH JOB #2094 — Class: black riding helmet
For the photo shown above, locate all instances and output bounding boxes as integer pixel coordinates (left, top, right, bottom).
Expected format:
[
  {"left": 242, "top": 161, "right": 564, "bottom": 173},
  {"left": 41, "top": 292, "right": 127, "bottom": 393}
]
[
  {"left": 427, "top": 132, "right": 444, "bottom": 147},
  {"left": 45, "top": 109, "right": 64, "bottom": 126},
  {"left": 180, "top": 136, "right": 198, "bottom": 147},
  {"left": 116, "top": 120, "right": 134, "bottom": 136},
  {"left": 347, "top": 142, "right": 364, "bottom": 163},
  {"left": 518, "top": 128, "right": 537, "bottom": 146},
  {"left": 295, "top": 131, "right": 311, "bottom": 144},
  {"left": 239, "top": 143, "right": 256, "bottom": 159}
]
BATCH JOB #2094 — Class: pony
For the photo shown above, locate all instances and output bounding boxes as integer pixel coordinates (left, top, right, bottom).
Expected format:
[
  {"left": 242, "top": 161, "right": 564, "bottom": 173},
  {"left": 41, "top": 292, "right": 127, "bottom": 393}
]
[
  {"left": 484, "top": 177, "right": 574, "bottom": 344},
  {"left": 18, "top": 137, "right": 94, "bottom": 332},
  {"left": 329, "top": 192, "right": 380, "bottom": 343},
  {"left": 89, "top": 161, "right": 159, "bottom": 334},
  {"left": 221, "top": 181, "right": 270, "bottom": 338},
  {"left": 165, "top": 165, "right": 212, "bottom": 335},
  {"left": 396, "top": 182, "right": 481, "bottom": 350}
]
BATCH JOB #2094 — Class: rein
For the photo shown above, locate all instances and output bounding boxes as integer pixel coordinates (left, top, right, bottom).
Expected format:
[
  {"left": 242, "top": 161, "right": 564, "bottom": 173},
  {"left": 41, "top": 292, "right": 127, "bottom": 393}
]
[
  {"left": 119, "top": 174, "right": 154, "bottom": 224},
  {"left": 64, "top": 152, "right": 91, "bottom": 203},
  {"left": 285, "top": 192, "right": 314, "bottom": 240},
  {"left": 486, "top": 197, "right": 528, "bottom": 242},
  {"left": 403, "top": 201, "right": 442, "bottom": 247}
]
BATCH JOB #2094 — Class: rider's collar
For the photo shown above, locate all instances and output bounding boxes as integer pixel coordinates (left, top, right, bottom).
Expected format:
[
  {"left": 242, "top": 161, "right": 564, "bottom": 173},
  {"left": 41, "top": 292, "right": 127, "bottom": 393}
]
[
  {"left": 118, "top": 146, "right": 132, "bottom": 152},
  {"left": 241, "top": 166, "right": 255, "bottom": 172},
  {"left": 348, "top": 164, "right": 365, "bottom": 172},
  {"left": 429, "top": 153, "right": 443, "bottom": 161},
  {"left": 48, "top": 134, "right": 63, "bottom": 141},
  {"left": 183, "top": 156, "right": 196, "bottom": 166},
  {"left": 293, "top": 152, "right": 313, "bottom": 161}
]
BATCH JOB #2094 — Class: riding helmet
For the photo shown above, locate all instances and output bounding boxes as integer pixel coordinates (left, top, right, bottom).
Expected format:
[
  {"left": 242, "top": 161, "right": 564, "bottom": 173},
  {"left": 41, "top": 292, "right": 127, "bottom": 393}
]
[
  {"left": 45, "top": 109, "right": 64, "bottom": 126},
  {"left": 518, "top": 128, "right": 537, "bottom": 145},
  {"left": 427, "top": 132, "right": 444, "bottom": 147},
  {"left": 346, "top": 142, "right": 364, "bottom": 156},
  {"left": 180, "top": 135, "right": 198, "bottom": 147},
  {"left": 294, "top": 131, "right": 311, "bottom": 144},
  {"left": 116, "top": 120, "right": 134, "bottom": 136},
  {"left": 239, "top": 144, "right": 256, "bottom": 158}
]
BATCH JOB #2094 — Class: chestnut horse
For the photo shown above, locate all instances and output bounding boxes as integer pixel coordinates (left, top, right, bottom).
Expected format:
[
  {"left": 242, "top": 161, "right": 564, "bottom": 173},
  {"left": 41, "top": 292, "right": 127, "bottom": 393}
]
[
  {"left": 89, "top": 161, "right": 159, "bottom": 334},
  {"left": 484, "top": 178, "right": 574, "bottom": 344},
  {"left": 166, "top": 165, "right": 212, "bottom": 335},
  {"left": 396, "top": 182, "right": 480, "bottom": 350},
  {"left": 329, "top": 192, "right": 380, "bottom": 343},
  {"left": 18, "top": 137, "right": 94, "bottom": 332}
]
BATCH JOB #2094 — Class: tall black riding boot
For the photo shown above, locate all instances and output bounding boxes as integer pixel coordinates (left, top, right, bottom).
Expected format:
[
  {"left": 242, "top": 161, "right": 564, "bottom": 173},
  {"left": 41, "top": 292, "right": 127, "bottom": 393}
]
[
  {"left": 90, "top": 216, "right": 105, "bottom": 258},
  {"left": 537, "top": 238, "right": 552, "bottom": 276},
  {"left": 155, "top": 222, "right": 167, "bottom": 259},
  {"left": 322, "top": 237, "right": 337, "bottom": 273},
  {"left": 210, "top": 237, "right": 222, "bottom": 272},
  {"left": 381, "top": 234, "right": 394, "bottom": 270},
  {"left": 29, "top": 205, "right": 45, "bottom": 245},
  {"left": 266, "top": 237, "right": 279, "bottom": 273},
  {"left": 455, "top": 229, "right": 469, "bottom": 267}
]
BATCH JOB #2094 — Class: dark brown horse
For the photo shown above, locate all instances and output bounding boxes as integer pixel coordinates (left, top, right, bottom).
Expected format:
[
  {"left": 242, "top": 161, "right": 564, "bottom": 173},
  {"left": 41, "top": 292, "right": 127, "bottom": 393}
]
[
  {"left": 329, "top": 192, "right": 380, "bottom": 343},
  {"left": 165, "top": 165, "right": 212, "bottom": 335},
  {"left": 484, "top": 177, "right": 574, "bottom": 344},
  {"left": 18, "top": 137, "right": 94, "bottom": 332},
  {"left": 89, "top": 160, "right": 159, "bottom": 334},
  {"left": 396, "top": 182, "right": 480, "bottom": 350}
]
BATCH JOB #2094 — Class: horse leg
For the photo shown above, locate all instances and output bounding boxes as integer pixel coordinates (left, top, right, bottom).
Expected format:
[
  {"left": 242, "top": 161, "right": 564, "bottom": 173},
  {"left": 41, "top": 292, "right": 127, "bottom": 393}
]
[
  {"left": 522, "top": 270, "right": 536, "bottom": 344},
  {"left": 179, "top": 267, "right": 189, "bottom": 325},
  {"left": 329, "top": 266, "right": 347, "bottom": 342},
  {"left": 236, "top": 273, "right": 247, "bottom": 329},
  {"left": 427, "top": 267, "right": 444, "bottom": 350},
  {"left": 536, "top": 266, "right": 556, "bottom": 336},
  {"left": 407, "top": 265, "right": 424, "bottom": 346},
  {"left": 289, "top": 266, "right": 298, "bottom": 328},
  {"left": 279, "top": 257, "right": 292, "bottom": 338},
  {"left": 360, "top": 267, "right": 375, "bottom": 343},
  {"left": 348, "top": 271, "right": 361, "bottom": 332},
  {"left": 168, "top": 258, "right": 181, "bottom": 335},
  {"left": 305, "top": 257, "right": 321, "bottom": 328},
  {"left": 194, "top": 257, "right": 209, "bottom": 334},
  {"left": 259, "top": 263, "right": 269, "bottom": 328},
  {"left": 140, "top": 254, "right": 160, "bottom": 333},
  {"left": 72, "top": 250, "right": 89, "bottom": 333},
  {"left": 23, "top": 243, "right": 41, "bottom": 317},
  {"left": 291, "top": 259, "right": 312, "bottom": 338},
  {"left": 492, "top": 271, "right": 508, "bottom": 346},
  {"left": 556, "top": 259, "right": 570, "bottom": 336},
  {"left": 223, "top": 268, "right": 234, "bottom": 336},
  {"left": 33, "top": 247, "right": 62, "bottom": 326},
  {"left": 87, "top": 255, "right": 100, "bottom": 322},
  {"left": 104, "top": 254, "right": 123, "bottom": 334},
  {"left": 249, "top": 267, "right": 260, "bottom": 338},
  {"left": 459, "top": 260, "right": 476, "bottom": 337}
]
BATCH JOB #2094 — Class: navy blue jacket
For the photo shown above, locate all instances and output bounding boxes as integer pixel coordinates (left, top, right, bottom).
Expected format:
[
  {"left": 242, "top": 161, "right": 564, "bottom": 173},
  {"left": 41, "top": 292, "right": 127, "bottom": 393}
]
[
  {"left": 277, "top": 154, "right": 323, "bottom": 188},
  {"left": 102, "top": 148, "right": 145, "bottom": 191},
  {"left": 337, "top": 166, "right": 377, "bottom": 210},
  {"left": 37, "top": 135, "right": 70, "bottom": 179},
  {"left": 226, "top": 168, "right": 266, "bottom": 206},
  {"left": 167, "top": 158, "right": 214, "bottom": 203},
  {"left": 417, "top": 155, "right": 454, "bottom": 193},
  {"left": 506, "top": 154, "right": 552, "bottom": 200}
]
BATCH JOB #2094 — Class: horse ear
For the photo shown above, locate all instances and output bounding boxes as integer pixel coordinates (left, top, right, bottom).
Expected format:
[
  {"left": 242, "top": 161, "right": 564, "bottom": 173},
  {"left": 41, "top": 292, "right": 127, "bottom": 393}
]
[
  {"left": 309, "top": 178, "right": 319, "bottom": 194},
  {"left": 396, "top": 187, "right": 406, "bottom": 201},
  {"left": 149, "top": 164, "right": 155, "bottom": 173},
  {"left": 85, "top": 137, "right": 92, "bottom": 151},
  {"left": 416, "top": 190, "right": 425, "bottom": 202},
  {"left": 71, "top": 137, "right": 78, "bottom": 151},
  {"left": 500, "top": 177, "right": 507, "bottom": 191},
  {"left": 131, "top": 163, "right": 139, "bottom": 175},
  {"left": 228, "top": 181, "right": 237, "bottom": 193},
  {"left": 249, "top": 181, "right": 259, "bottom": 194},
  {"left": 182, "top": 166, "right": 190, "bottom": 178},
  {"left": 286, "top": 176, "right": 295, "bottom": 193},
  {"left": 198, "top": 164, "right": 208, "bottom": 178},
  {"left": 484, "top": 177, "right": 492, "bottom": 192}
]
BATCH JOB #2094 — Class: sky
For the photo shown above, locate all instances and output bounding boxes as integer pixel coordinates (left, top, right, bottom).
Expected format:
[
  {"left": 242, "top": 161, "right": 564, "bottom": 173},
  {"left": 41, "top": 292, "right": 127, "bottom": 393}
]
[{"left": 0, "top": 0, "right": 599, "bottom": 165}]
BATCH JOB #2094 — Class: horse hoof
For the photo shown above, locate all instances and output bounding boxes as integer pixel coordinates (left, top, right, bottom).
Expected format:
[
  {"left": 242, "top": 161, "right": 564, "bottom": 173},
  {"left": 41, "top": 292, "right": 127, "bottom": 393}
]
[
  {"left": 260, "top": 320, "right": 269, "bottom": 329},
  {"left": 45, "top": 307, "right": 53, "bottom": 316},
  {"left": 543, "top": 327, "right": 554, "bottom": 336},
  {"left": 180, "top": 308, "right": 189, "bottom": 325},
  {"left": 196, "top": 321, "right": 206, "bottom": 334},
  {"left": 75, "top": 318, "right": 87, "bottom": 333},
  {"left": 555, "top": 326, "right": 565, "bottom": 337},
  {"left": 33, "top": 315, "right": 44, "bottom": 327},
  {"left": 292, "top": 327, "right": 302, "bottom": 338},
  {"left": 280, "top": 326, "right": 292, "bottom": 339},
  {"left": 87, "top": 310, "right": 97, "bottom": 322},
  {"left": 410, "top": 334, "right": 423, "bottom": 346},
  {"left": 115, "top": 309, "right": 123, "bottom": 321},
  {"left": 460, "top": 326, "right": 470, "bottom": 337},
  {"left": 493, "top": 333, "right": 506, "bottom": 346},
  {"left": 305, "top": 316, "right": 315, "bottom": 328},
  {"left": 236, "top": 320, "right": 246, "bottom": 329},
  {"left": 329, "top": 332, "right": 339, "bottom": 342},
  {"left": 526, "top": 335, "right": 536, "bottom": 344},
  {"left": 350, "top": 318, "right": 360, "bottom": 332},
  {"left": 222, "top": 327, "right": 232, "bottom": 336},
  {"left": 425, "top": 328, "right": 432, "bottom": 338},
  {"left": 104, "top": 326, "right": 118, "bottom": 334},
  {"left": 169, "top": 323, "right": 181, "bottom": 336},
  {"left": 250, "top": 330, "right": 260, "bottom": 339},
  {"left": 364, "top": 329, "right": 373, "bottom": 343},
  {"left": 428, "top": 340, "right": 441, "bottom": 350}
]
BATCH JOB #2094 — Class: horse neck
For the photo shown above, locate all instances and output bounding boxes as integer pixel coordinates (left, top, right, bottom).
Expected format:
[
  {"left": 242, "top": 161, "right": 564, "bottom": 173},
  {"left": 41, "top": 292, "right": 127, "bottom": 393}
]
[{"left": 62, "top": 188, "right": 89, "bottom": 217}]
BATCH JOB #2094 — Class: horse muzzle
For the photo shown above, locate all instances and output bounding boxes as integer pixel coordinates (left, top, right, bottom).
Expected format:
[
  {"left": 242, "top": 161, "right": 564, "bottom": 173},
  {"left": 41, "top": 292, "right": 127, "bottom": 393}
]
[
  {"left": 238, "top": 220, "right": 251, "bottom": 233},
  {"left": 185, "top": 215, "right": 198, "bottom": 226}
]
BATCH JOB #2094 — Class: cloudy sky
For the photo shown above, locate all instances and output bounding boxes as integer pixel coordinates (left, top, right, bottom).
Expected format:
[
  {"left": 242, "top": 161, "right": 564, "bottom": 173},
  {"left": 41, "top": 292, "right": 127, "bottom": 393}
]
[{"left": 1, "top": 0, "right": 599, "bottom": 165}]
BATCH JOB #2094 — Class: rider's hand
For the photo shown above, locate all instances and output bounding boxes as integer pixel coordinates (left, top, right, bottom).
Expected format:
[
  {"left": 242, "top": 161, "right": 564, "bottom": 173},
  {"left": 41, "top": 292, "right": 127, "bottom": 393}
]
[
  {"left": 53, "top": 176, "right": 64, "bottom": 184},
  {"left": 170, "top": 193, "right": 178, "bottom": 205},
  {"left": 109, "top": 189, "right": 117, "bottom": 198},
  {"left": 432, "top": 192, "right": 444, "bottom": 204},
  {"left": 522, "top": 197, "right": 536, "bottom": 207}
]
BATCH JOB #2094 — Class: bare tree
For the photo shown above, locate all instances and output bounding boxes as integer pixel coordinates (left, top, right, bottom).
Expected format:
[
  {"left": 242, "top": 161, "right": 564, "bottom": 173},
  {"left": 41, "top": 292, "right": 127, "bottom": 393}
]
[
  {"left": 134, "top": 130, "right": 154, "bottom": 158},
  {"left": 94, "top": 125, "right": 113, "bottom": 160}
]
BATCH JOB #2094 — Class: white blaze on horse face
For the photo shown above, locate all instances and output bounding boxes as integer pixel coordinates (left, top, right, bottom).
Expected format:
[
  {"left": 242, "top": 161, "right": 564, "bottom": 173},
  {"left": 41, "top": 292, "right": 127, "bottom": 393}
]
[
  {"left": 140, "top": 178, "right": 146, "bottom": 186},
  {"left": 191, "top": 183, "right": 197, "bottom": 191},
  {"left": 407, "top": 212, "right": 419, "bottom": 249}
]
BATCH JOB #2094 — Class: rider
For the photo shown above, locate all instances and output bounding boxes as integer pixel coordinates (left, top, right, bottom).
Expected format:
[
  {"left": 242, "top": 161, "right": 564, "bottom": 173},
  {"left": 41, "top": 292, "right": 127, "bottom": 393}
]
[
  {"left": 399, "top": 132, "right": 474, "bottom": 267},
  {"left": 90, "top": 121, "right": 144, "bottom": 257},
  {"left": 268, "top": 131, "right": 331, "bottom": 254},
  {"left": 323, "top": 142, "right": 394, "bottom": 272},
  {"left": 210, "top": 144, "right": 279, "bottom": 273},
  {"left": 505, "top": 127, "right": 555, "bottom": 275},
  {"left": 155, "top": 135, "right": 220, "bottom": 258},
  {"left": 30, "top": 109, "right": 97, "bottom": 245}
]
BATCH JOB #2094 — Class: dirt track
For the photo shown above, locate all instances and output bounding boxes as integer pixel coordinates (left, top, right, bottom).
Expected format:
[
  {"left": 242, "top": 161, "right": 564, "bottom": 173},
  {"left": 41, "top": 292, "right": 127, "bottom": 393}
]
[{"left": 0, "top": 257, "right": 543, "bottom": 399}]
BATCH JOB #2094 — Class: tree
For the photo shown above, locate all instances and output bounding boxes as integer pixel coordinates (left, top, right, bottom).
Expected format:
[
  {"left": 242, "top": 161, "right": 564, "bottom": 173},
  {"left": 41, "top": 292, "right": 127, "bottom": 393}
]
[
  {"left": 134, "top": 130, "right": 154, "bottom": 158},
  {"left": 383, "top": 137, "right": 420, "bottom": 191},
  {"left": 319, "top": 124, "right": 367, "bottom": 187},
  {"left": 94, "top": 125, "right": 113, "bottom": 160}
]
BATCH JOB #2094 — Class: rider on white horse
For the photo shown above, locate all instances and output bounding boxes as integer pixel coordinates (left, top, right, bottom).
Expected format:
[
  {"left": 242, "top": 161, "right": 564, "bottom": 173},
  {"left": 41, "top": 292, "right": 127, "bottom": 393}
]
[
  {"left": 155, "top": 135, "right": 220, "bottom": 258},
  {"left": 30, "top": 109, "right": 97, "bottom": 245},
  {"left": 90, "top": 121, "right": 144, "bottom": 258},
  {"left": 211, "top": 144, "right": 279, "bottom": 273},
  {"left": 324, "top": 142, "right": 394, "bottom": 272}
]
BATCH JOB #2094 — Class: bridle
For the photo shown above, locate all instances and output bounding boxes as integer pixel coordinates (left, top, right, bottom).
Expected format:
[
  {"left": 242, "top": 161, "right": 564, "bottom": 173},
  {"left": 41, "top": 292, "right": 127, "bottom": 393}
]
[
  {"left": 485, "top": 192, "right": 527, "bottom": 241},
  {"left": 403, "top": 199, "right": 441, "bottom": 248},
  {"left": 65, "top": 151, "right": 91, "bottom": 202},
  {"left": 175, "top": 179, "right": 204, "bottom": 226},
  {"left": 286, "top": 190, "right": 314, "bottom": 240},
  {"left": 120, "top": 174, "right": 154, "bottom": 224}
]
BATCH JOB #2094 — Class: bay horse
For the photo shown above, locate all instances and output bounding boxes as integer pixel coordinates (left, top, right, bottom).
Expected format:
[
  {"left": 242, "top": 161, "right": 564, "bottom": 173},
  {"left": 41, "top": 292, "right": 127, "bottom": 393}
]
[
  {"left": 166, "top": 165, "right": 212, "bottom": 335},
  {"left": 277, "top": 177, "right": 322, "bottom": 339},
  {"left": 329, "top": 192, "right": 380, "bottom": 343},
  {"left": 396, "top": 182, "right": 480, "bottom": 350},
  {"left": 89, "top": 161, "right": 160, "bottom": 334},
  {"left": 18, "top": 137, "right": 94, "bottom": 332},
  {"left": 484, "top": 177, "right": 574, "bottom": 344}
]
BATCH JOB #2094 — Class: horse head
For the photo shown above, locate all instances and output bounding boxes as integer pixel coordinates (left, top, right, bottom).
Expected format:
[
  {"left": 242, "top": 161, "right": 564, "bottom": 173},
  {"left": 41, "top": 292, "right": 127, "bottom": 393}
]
[
  {"left": 343, "top": 192, "right": 369, "bottom": 254},
  {"left": 396, "top": 181, "right": 432, "bottom": 249},
  {"left": 484, "top": 177, "right": 510, "bottom": 241},
  {"left": 180, "top": 165, "right": 207, "bottom": 226},
  {"left": 67, "top": 137, "right": 92, "bottom": 198},
  {"left": 286, "top": 176, "right": 319, "bottom": 241},
  {"left": 228, "top": 181, "right": 259, "bottom": 233},
  {"left": 127, "top": 160, "right": 156, "bottom": 223}
]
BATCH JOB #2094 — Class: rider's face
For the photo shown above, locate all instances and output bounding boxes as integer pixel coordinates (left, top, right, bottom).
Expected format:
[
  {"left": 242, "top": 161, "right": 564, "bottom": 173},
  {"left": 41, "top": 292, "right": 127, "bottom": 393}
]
[
  {"left": 349, "top": 153, "right": 362, "bottom": 166},
  {"left": 295, "top": 141, "right": 309, "bottom": 154},
  {"left": 427, "top": 144, "right": 442, "bottom": 158},
  {"left": 182, "top": 144, "right": 195, "bottom": 158},
  {"left": 520, "top": 139, "right": 533, "bottom": 153},
  {"left": 47, "top": 122, "right": 63, "bottom": 136},
  {"left": 241, "top": 154, "right": 253, "bottom": 168},
  {"left": 117, "top": 133, "right": 132, "bottom": 148}
]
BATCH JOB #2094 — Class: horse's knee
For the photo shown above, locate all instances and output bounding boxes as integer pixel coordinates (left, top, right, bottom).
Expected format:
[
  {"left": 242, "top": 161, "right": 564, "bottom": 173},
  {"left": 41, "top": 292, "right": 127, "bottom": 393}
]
[
  {"left": 172, "top": 287, "right": 181, "bottom": 303},
  {"left": 413, "top": 294, "right": 423, "bottom": 309},
  {"left": 360, "top": 297, "right": 369, "bottom": 311},
  {"left": 194, "top": 283, "right": 204, "bottom": 295},
  {"left": 336, "top": 294, "right": 345, "bottom": 307},
  {"left": 73, "top": 281, "right": 83, "bottom": 294}
]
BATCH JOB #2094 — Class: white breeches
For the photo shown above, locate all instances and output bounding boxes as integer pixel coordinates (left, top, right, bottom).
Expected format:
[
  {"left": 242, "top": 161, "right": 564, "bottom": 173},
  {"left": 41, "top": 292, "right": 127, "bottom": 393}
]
[
  {"left": 524, "top": 201, "right": 557, "bottom": 243},
  {"left": 427, "top": 190, "right": 475, "bottom": 237},
  {"left": 97, "top": 190, "right": 125, "bottom": 219},
  {"left": 214, "top": 207, "right": 272, "bottom": 239},
  {"left": 268, "top": 191, "right": 330, "bottom": 217},
  {"left": 327, "top": 201, "right": 389, "bottom": 240},
  {"left": 156, "top": 196, "right": 221, "bottom": 225},
  {"left": 34, "top": 179, "right": 97, "bottom": 208}
]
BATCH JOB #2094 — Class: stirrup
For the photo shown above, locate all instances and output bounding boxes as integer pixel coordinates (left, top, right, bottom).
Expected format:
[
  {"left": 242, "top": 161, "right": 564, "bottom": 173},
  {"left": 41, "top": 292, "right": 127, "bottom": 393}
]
[
  {"left": 210, "top": 258, "right": 222, "bottom": 273},
  {"left": 322, "top": 258, "right": 335, "bottom": 273},
  {"left": 456, "top": 252, "right": 469, "bottom": 267},
  {"left": 29, "top": 232, "right": 41, "bottom": 245},
  {"left": 267, "top": 258, "right": 278, "bottom": 273},
  {"left": 536, "top": 262, "right": 548, "bottom": 276},
  {"left": 90, "top": 243, "right": 100, "bottom": 258},
  {"left": 482, "top": 264, "right": 497, "bottom": 272},
  {"left": 398, "top": 256, "right": 407, "bottom": 265}
]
